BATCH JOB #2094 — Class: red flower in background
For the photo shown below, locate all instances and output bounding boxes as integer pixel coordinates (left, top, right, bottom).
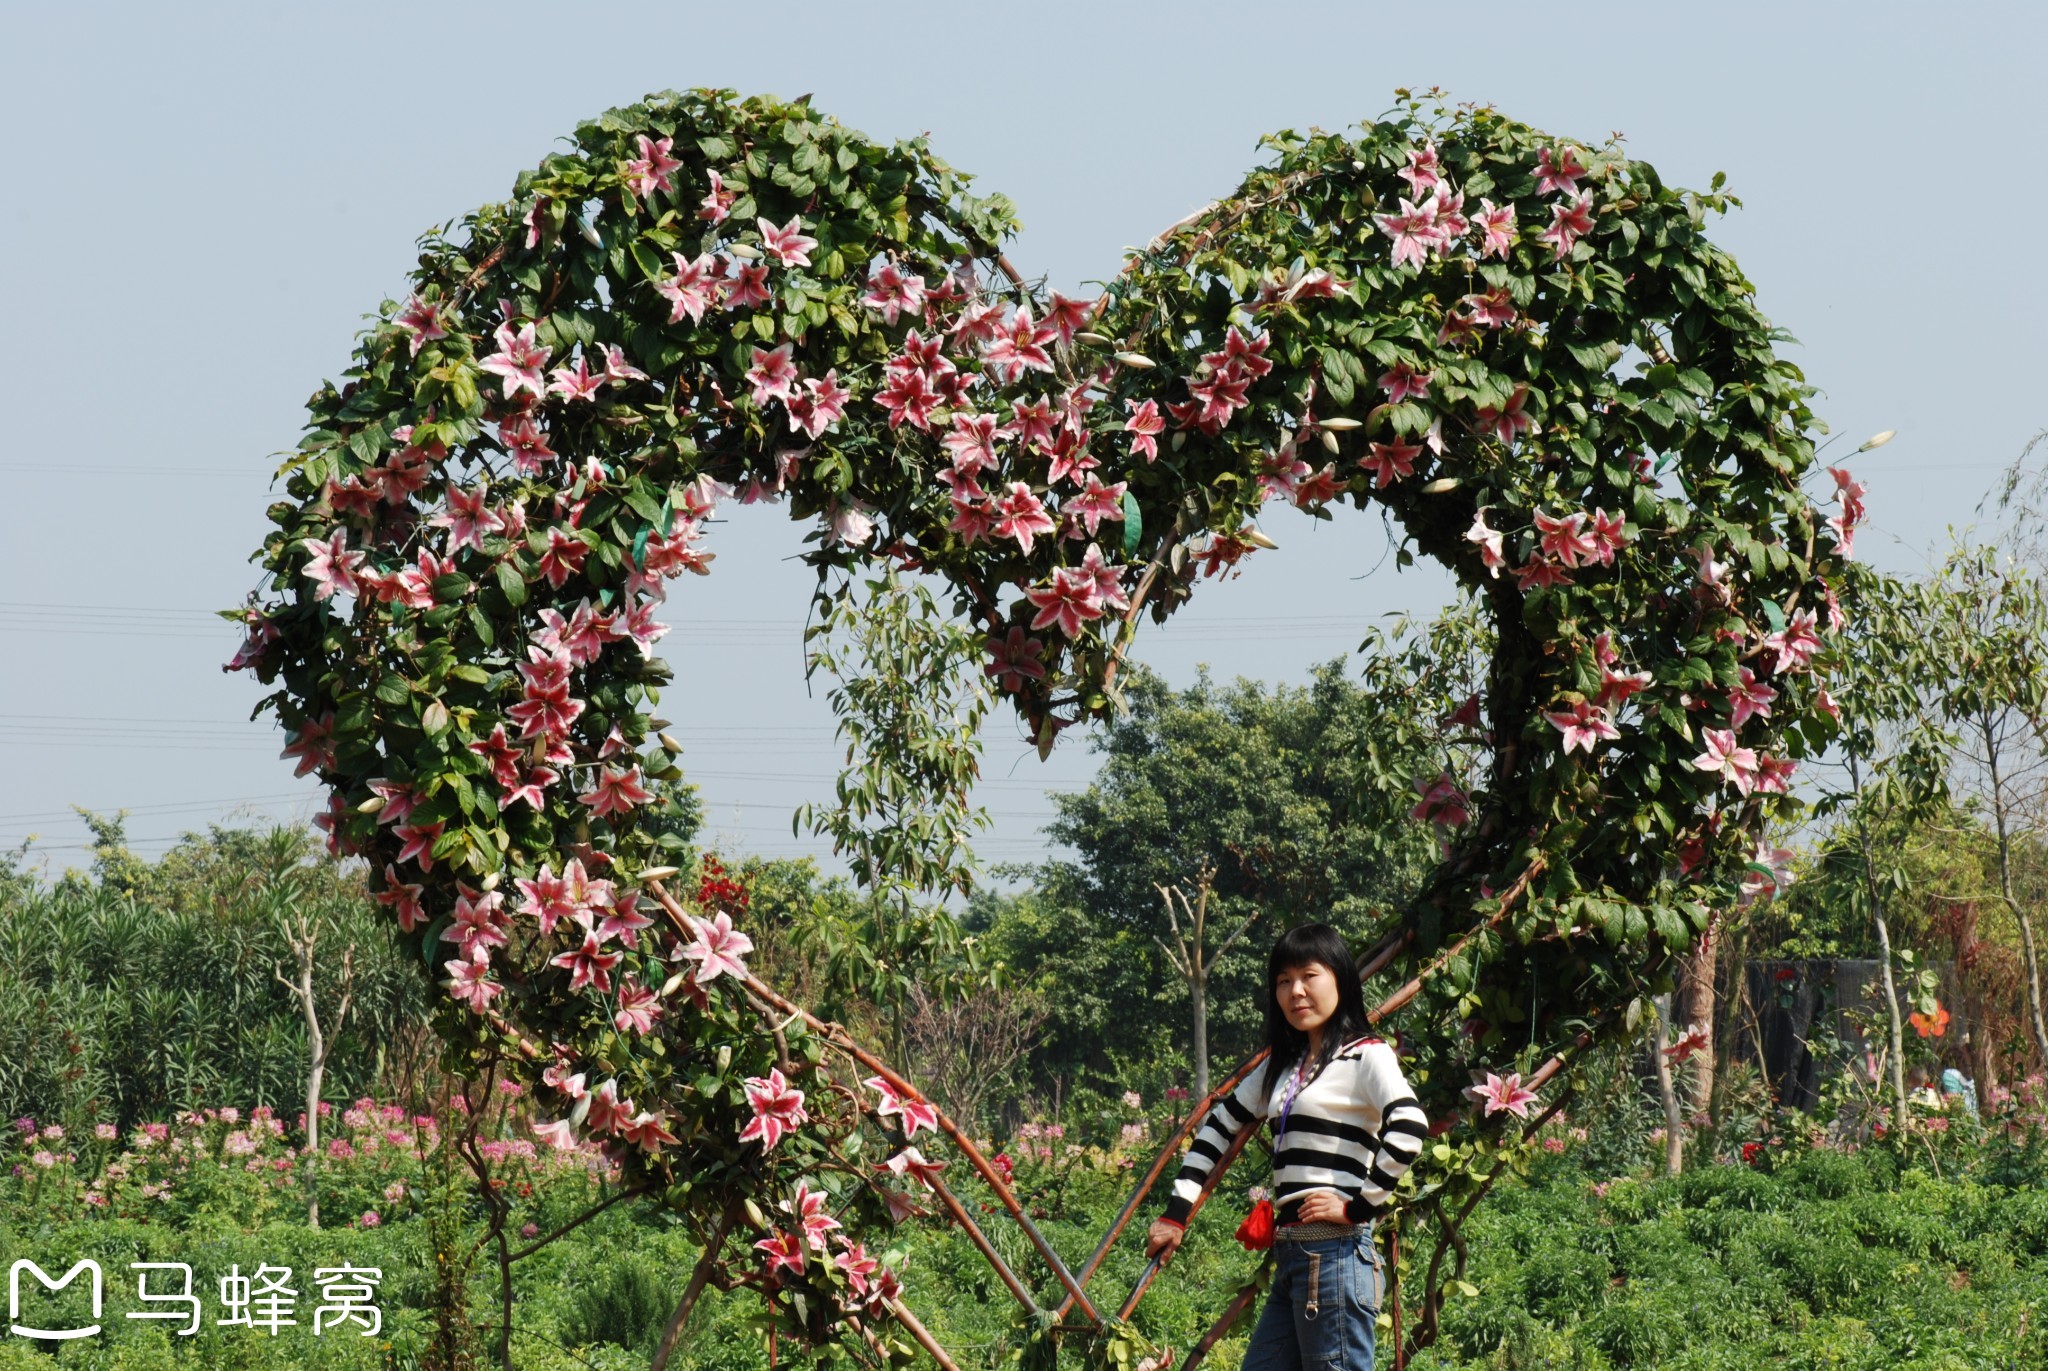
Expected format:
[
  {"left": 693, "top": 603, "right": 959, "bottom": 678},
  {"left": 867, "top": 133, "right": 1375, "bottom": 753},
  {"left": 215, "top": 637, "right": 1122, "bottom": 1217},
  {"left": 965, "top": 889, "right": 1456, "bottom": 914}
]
[{"left": 1909, "top": 1002, "right": 1950, "bottom": 1038}]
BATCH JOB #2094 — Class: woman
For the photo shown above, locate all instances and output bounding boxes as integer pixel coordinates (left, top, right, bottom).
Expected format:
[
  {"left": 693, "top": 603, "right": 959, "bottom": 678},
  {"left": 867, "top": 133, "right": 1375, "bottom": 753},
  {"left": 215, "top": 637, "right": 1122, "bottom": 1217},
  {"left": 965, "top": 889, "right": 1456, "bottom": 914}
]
[{"left": 1146, "top": 923, "right": 1427, "bottom": 1370}]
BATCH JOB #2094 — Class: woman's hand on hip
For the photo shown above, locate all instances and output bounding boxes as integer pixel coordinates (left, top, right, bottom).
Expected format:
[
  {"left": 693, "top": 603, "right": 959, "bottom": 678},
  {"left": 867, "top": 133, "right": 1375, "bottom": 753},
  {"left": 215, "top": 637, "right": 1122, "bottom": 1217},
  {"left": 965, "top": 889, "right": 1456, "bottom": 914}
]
[
  {"left": 1145, "top": 1219, "right": 1185, "bottom": 1265},
  {"left": 1295, "top": 1190, "right": 1351, "bottom": 1224}
]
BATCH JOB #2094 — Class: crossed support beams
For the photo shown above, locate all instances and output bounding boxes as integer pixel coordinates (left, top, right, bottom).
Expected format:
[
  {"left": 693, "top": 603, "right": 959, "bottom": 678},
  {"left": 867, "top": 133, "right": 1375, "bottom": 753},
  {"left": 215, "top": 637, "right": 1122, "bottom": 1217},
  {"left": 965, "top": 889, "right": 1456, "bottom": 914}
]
[{"left": 642, "top": 870, "right": 1568, "bottom": 1369}]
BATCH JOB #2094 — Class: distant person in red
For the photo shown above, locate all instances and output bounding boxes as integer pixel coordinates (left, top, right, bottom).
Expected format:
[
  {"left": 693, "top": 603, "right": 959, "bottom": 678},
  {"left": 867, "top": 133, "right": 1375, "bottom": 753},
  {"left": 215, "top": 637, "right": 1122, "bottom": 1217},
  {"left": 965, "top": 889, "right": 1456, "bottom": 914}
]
[{"left": 1146, "top": 923, "right": 1427, "bottom": 1369}]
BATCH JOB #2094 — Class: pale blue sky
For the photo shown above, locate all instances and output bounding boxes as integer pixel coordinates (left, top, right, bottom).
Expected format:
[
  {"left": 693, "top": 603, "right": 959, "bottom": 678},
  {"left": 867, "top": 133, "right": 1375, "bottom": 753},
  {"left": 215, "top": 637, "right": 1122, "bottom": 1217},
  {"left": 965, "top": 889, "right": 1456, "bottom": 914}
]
[{"left": 0, "top": 1, "right": 2039, "bottom": 873}]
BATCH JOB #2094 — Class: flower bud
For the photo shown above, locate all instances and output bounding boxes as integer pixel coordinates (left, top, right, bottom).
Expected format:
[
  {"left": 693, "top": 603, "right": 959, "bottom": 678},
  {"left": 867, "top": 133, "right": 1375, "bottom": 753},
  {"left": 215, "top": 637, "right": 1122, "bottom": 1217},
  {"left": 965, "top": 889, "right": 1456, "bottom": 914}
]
[
  {"left": 1321, "top": 431, "right": 1340, "bottom": 455},
  {"left": 659, "top": 732, "right": 683, "bottom": 754},
  {"left": 1075, "top": 331, "right": 1112, "bottom": 347},
  {"left": 578, "top": 220, "right": 603, "bottom": 249},
  {"left": 726, "top": 242, "right": 762, "bottom": 261},
  {"left": 1423, "top": 477, "right": 1461, "bottom": 493},
  {"left": 661, "top": 971, "right": 689, "bottom": 998},
  {"left": 1112, "top": 352, "right": 1156, "bottom": 369},
  {"left": 481, "top": 871, "right": 501, "bottom": 892},
  {"left": 640, "top": 865, "right": 680, "bottom": 883},
  {"left": 1242, "top": 528, "right": 1280, "bottom": 550},
  {"left": 1320, "top": 417, "right": 1363, "bottom": 431},
  {"left": 1856, "top": 429, "right": 1896, "bottom": 452},
  {"left": 356, "top": 795, "right": 386, "bottom": 815}
]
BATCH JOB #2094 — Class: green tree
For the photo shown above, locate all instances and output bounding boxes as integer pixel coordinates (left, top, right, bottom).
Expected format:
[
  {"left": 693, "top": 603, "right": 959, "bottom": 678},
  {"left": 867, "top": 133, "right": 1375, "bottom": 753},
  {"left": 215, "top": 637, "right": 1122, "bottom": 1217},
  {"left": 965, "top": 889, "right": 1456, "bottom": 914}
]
[
  {"left": 1924, "top": 541, "right": 2048, "bottom": 1066},
  {"left": 1013, "top": 615, "right": 1485, "bottom": 1093}
]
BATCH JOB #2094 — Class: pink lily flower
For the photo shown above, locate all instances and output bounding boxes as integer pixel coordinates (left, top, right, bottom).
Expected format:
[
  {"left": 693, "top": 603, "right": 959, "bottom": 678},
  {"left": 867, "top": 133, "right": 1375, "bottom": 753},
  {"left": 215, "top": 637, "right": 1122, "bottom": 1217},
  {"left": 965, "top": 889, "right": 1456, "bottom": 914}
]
[
  {"left": 757, "top": 215, "right": 817, "bottom": 268},
  {"left": 279, "top": 711, "right": 337, "bottom": 777},
  {"left": 1465, "top": 1071, "right": 1540, "bottom": 1119},
  {"left": 549, "top": 930, "right": 624, "bottom": 994},
  {"left": 680, "top": 910, "right": 754, "bottom": 983},
  {"left": 1411, "top": 773, "right": 1471, "bottom": 827},
  {"left": 1663, "top": 1027, "right": 1710, "bottom": 1064},
  {"left": 740, "top": 1069, "right": 808, "bottom": 1152},
  {"left": 440, "top": 885, "right": 509, "bottom": 957},
  {"left": 787, "top": 1181, "right": 842, "bottom": 1252},
  {"left": 1533, "top": 145, "right": 1587, "bottom": 196},
  {"left": 548, "top": 354, "right": 605, "bottom": 402},
  {"left": 1545, "top": 699, "right": 1620, "bottom": 755},
  {"left": 299, "top": 530, "right": 363, "bottom": 602},
  {"left": 478, "top": 322, "right": 551, "bottom": 401},
  {"left": 1474, "top": 385, "right": 1535, "bottom": 444},
  {"left": 1360, "top": 440, "right": 1422, "bottom": 488},
  {"left": 373, "top": 865, "right": 426, "bottom": 932},
  {"left": 755, "top": 1229, "right": 806, "bottom": 1276},
  {"left": 992, "top": 483, "right": 1056, "bottom": 555},
  {"left": 393, "top": 294, "right": 446, "bottom": 355},
  {"left": 612, "top": 976, "right": 663, "bottom": 1035},
  {"left": 745, "top": 343, "right": 798, "bottom": 405},
  {"left": 579, "top": 765, "right": 653, "bottom": 819},
  {"left": 623, "top": 134, "right": 682, "bottom": 199},
  {"left": 1474, "top": 200, "right": 1517, "bottom": 258},
  {"left": 1692, "top": 728, "right": 1760, "bottom": 794},
  {"left": 984, "top": 626, "right": 1048, "bottom": 693},
  {"left": 698, "top": 170, "right": 734, "bottom": 223},
  {"left": 865, "top": 1076, "right": 939, "bottom": 1138},
  {"left": 431, "top": 483, "right": 505, "bottom": 554},
  {"left": 1066, "top": 474, "right": 1127, "bottom": 536},
  {"left": 1378, "top": 362, "right": 1433, "bottom": 403},
  {"left": 1026, "top": 566, "right": 1106, "bottom": 639},
  {"left": 443, "top": 946, "right": 500, "bottom": 1013},
  {"left": 861, "top": 262, "right": 926, "bottom": 325},
  {"left": 1538, "top": 194, "right": 1596, "bottom": 261},
  {"left": 1465, "top": 510, "right": 1505, "bottom": 577},
  {"left": 619, "top": 1110, "right": 679, "bottom": 1154}
]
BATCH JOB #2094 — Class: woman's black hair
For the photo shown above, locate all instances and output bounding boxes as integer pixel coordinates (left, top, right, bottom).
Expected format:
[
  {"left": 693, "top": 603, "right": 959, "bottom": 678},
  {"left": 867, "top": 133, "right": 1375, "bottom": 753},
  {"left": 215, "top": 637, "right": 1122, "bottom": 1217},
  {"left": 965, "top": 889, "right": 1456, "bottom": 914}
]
[{"left": 1261, "top": 922, "right": 1372, "bottom": 1101}]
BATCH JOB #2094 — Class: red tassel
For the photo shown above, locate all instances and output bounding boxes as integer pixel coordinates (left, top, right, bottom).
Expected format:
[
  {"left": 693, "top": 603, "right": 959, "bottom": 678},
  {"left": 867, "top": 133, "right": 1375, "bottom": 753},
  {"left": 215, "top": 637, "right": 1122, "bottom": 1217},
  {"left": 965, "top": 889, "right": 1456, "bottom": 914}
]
[{"left": 1234, "top": 1197, "right": 1275, "bottom": 1251}]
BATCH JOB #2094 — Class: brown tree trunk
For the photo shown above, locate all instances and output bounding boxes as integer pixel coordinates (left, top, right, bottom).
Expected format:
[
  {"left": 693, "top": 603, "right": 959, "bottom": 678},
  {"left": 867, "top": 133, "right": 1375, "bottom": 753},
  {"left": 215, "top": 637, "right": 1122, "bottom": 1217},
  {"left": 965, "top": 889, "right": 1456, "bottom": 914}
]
[
  {"left": 1650, "top": 996, "right": 1685, "bottom": 1175},
  {"left": 1986, "top": 723, "right": 2048, "bottom": 1069},
  {"left": 1681, "top": 917, "right": 1717, "bottom": 1122}
]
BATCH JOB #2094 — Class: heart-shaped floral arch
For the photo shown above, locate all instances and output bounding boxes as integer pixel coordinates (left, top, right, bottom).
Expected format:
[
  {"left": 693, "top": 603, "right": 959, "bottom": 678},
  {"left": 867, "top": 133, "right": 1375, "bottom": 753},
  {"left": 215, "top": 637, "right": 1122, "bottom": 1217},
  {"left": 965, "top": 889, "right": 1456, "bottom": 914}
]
[{"left": 234, "top": 87, "right": 1854, "bottom": 1365}]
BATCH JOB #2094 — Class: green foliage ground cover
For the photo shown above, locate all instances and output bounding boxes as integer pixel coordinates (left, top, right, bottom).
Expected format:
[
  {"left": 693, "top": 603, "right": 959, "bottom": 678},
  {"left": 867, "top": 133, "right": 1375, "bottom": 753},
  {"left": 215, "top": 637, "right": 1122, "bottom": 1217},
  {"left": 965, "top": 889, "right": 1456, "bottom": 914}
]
[{"left": 2, "top": 1093, "right": 2041, "bottom": 1370}]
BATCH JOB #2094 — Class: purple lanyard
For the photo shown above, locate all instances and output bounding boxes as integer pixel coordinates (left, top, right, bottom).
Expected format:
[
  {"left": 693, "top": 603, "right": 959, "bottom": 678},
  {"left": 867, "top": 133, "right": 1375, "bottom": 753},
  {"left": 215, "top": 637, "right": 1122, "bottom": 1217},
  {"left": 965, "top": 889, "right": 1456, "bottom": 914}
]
[{"left": 1276, "top": 1058, "right": 1308, "bottom": 1138}]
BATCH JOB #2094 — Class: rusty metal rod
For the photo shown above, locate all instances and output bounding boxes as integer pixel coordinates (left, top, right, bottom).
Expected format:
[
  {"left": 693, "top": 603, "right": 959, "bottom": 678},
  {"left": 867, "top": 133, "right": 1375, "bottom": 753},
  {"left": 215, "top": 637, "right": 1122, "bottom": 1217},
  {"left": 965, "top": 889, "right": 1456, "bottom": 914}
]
[
  {"left": 647, "top": 880, "right": 1104, "bottom": 1327},
  {"left": 1179, "top": 1263, "right": 1271, "bottom": 1371},
  {"left": 1116, "top": 1108, "right": 1264, "bottom": 1321},
  {"left": 885, "top": 1298, "right": 962, "bottom": 1371},
  {"left": 1052, "top": 1051, "right": 1264, "bottom": 1321},
  {"left": 921, "top": 1171, "right": 1041, "bottom": 1315}
]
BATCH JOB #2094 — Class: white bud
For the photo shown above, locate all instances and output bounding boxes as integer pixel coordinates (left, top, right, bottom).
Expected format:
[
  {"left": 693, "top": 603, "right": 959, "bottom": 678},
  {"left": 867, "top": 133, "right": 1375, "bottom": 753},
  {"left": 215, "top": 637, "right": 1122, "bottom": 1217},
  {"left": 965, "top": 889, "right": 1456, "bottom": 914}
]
[
  {"left": 578, "top": 220, "right": 603, "bottom": 249},
  {"left": 1320, "top": 417, "right": 1363, "bottom": 431},
  {"left": 356, "top": 795, "right": 386, "bottom": 815},
  {"left": 480, "top": 871, "right": 501, "bottom": 892},
  {"left": 1856, "top": 429, "right": 1896, "bottom": 452},
  {"left": 1423, "top": 477, "right": 1461, "bottom": 493},
  {"left": 640, "top": 865, "right": 680, "bottom": 883},
  {"left": 1075, "top": 331, "right": 1112, "bottom": 346},
  {"left": 1113, "top": 352, "right": 1156, "bottom": 369},
  {"left": 659, "top": 732, "right": 683, "bottom": 755},
  {"left": 726, "top": 242, "right": 762, "bottom": 260},
  {"left": 1243, "top": 527, "right": 1280, "bottom": 550},
  {"left": 661, "top": 971, "right": 689, "bottom": 998},
  {"left": 1321, "top": 431, "right": 1340, "bottom": 455}
]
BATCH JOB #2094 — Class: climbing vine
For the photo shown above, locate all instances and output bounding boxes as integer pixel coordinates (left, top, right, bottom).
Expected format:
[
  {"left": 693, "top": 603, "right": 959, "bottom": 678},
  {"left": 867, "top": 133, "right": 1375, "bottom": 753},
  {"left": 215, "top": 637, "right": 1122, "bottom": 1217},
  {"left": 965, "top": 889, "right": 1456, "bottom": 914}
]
[{"left": 233, "top": 86, "right": 1857, "bottom": 1363}]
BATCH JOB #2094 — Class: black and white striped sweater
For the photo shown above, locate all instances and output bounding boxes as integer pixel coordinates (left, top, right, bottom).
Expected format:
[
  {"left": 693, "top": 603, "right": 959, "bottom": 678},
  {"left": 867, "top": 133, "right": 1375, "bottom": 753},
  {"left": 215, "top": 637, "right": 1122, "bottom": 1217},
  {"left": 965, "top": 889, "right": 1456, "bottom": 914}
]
[{"left": 1159, "top": 1036, "right": 1429, "bottom": 1227}]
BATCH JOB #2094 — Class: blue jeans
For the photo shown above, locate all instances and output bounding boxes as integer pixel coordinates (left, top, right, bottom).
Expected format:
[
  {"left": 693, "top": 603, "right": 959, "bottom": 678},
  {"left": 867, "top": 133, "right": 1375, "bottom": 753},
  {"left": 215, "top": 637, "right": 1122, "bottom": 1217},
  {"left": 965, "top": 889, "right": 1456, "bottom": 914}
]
[{"left": 1240, "top": 1228, "right": 1382, "bottom": 1370}]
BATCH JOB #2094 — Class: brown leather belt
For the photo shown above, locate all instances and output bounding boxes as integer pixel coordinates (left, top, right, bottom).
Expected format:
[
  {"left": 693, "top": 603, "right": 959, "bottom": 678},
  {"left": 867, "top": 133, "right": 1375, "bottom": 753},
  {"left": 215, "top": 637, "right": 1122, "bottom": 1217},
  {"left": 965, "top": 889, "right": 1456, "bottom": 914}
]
[{"left": 1274, "top": 1220, "right": 1368, "bottom": 1242}]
